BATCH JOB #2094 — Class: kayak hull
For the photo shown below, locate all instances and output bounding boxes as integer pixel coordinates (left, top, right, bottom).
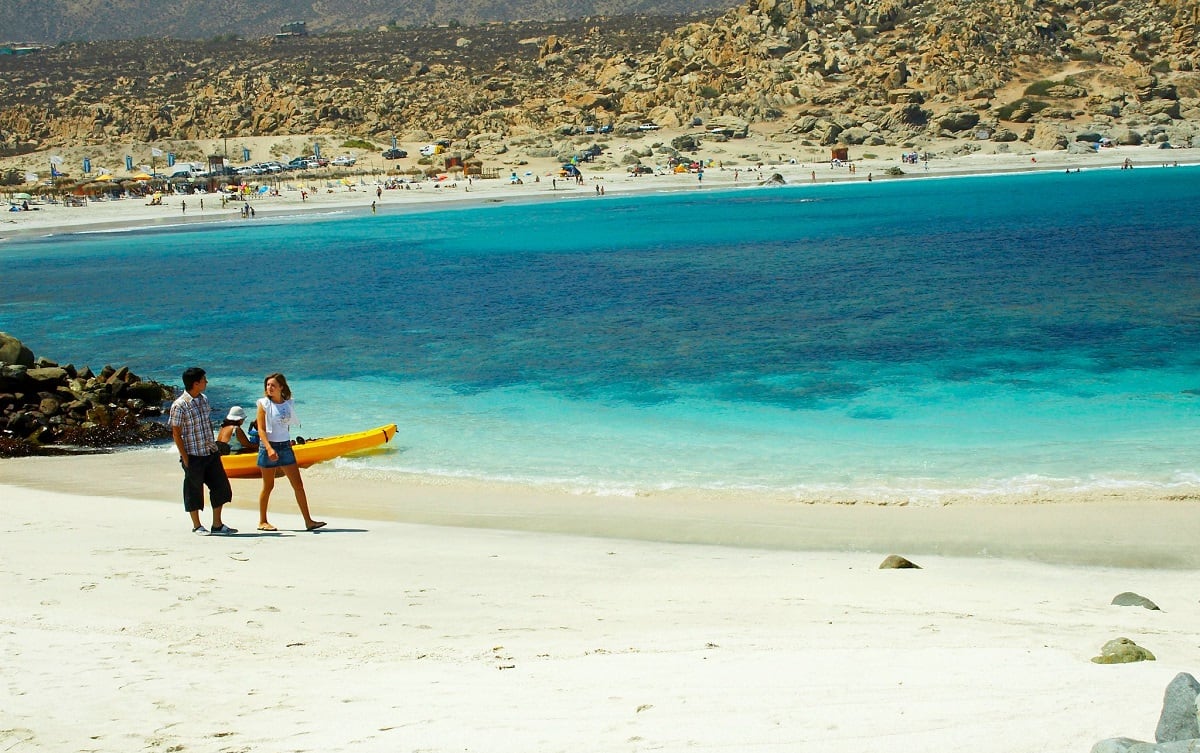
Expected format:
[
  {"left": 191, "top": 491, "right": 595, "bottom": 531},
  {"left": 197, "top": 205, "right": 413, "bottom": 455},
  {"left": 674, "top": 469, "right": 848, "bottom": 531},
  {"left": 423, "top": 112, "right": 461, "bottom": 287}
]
[{"left": 221, "top": 423, "right": 397, "bottom": 479}]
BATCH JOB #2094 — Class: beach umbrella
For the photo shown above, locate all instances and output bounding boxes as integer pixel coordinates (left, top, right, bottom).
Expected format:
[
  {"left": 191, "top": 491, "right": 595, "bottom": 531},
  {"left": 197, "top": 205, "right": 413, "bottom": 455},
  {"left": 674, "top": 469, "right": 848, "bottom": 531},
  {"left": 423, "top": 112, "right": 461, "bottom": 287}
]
[
  {"left": 12, "top": 192, "right": 32, "bottom": 200},
  {"left": 95, "top": 174, "right": 114, "bottom": 181},
  {"left": 132, "top": 172, "right": 153, "bottom": 181}
]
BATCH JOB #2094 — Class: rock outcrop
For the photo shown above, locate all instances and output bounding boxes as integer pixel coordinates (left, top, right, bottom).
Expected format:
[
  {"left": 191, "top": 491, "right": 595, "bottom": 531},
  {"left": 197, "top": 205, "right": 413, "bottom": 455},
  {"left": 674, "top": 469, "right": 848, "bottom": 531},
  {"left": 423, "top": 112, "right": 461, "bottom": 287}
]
[{"left": 0, "top": 333, "right": 173, "bottom": 456}]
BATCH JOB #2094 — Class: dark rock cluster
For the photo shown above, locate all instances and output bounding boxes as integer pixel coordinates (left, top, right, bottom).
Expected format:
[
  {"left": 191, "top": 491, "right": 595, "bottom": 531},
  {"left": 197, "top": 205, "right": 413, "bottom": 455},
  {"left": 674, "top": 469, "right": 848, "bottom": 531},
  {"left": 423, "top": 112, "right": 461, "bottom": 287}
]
[{"left": 0, "top": 332, "right": 173, "bottom": 457}]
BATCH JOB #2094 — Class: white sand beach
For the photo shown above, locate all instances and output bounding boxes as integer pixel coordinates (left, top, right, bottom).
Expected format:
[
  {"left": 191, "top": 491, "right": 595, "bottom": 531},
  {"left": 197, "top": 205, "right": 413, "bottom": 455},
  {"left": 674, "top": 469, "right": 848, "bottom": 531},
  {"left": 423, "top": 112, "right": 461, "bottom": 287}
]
[
  {"left": 3, "top": 449, "right": 1200, "bottom": 752},
  {"left": 3, "top": 138, "right": 1199, "bottom": 752},
  {"left": 2, "top": 130, "right": 1194, "bottom": 241}
]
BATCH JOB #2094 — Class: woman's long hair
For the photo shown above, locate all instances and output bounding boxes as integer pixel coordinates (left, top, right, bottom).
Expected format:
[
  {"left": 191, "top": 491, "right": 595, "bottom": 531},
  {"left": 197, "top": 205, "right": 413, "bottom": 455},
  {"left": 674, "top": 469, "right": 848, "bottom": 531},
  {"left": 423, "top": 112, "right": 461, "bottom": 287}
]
[{"left": 264, "top": 372, "right": 292, "bottom": 401}]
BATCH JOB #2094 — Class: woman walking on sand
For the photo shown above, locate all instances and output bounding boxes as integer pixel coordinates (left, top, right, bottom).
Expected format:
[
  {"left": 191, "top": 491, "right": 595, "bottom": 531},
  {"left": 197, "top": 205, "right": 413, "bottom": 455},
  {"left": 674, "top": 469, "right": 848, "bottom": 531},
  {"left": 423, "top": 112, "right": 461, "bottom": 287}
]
[{"left": 255, "top": 372, "right": 326, "bottom": 532}]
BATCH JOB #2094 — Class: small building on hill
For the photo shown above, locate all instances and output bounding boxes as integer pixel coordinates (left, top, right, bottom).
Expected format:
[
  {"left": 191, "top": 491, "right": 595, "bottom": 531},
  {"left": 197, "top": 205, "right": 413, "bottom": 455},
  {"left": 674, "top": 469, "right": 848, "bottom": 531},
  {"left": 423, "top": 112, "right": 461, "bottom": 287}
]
[{"left": 275, "top": 22, "right": 308, "bottom": 40}]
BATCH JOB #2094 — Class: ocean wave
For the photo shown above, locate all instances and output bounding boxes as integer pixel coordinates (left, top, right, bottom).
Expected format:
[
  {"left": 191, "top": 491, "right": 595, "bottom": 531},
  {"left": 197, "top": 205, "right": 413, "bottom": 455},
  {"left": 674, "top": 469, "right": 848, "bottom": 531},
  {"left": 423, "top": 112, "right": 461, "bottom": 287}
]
[{"left": 305, "top": 456, "right": 1200, "bottom": 506}]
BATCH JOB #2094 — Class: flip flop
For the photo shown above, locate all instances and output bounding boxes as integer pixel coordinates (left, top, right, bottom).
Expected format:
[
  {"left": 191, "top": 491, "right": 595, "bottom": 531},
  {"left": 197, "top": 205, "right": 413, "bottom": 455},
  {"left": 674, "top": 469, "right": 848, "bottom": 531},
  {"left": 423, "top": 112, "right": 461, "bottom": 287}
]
[
  {"left": 257, "top": 523, "right": 278, "bottom": 531},
  {"left": 306, "top": 521, "right": 327, "bottom": 531}
]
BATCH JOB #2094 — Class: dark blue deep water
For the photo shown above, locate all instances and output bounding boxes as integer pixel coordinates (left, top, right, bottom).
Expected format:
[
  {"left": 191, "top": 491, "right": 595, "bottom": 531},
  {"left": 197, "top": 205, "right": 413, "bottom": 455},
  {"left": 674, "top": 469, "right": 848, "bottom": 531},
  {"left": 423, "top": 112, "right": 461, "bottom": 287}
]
[{"left": 2, "top": 166, "right": 1198, "bottom": 499}]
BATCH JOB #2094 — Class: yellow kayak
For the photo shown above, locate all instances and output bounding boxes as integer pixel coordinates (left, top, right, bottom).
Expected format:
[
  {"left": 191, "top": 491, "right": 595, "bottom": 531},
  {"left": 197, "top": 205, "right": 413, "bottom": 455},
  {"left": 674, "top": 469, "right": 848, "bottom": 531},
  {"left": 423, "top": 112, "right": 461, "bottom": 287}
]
[{"left": 221, "top": 423, "right": 397, "bottom": 479}]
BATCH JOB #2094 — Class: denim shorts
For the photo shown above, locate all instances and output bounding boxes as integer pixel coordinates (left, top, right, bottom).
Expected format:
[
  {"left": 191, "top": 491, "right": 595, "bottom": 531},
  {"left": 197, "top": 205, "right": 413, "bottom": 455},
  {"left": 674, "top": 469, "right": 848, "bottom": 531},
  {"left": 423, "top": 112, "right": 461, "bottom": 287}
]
[{"left": 257, "top": 440, "right": 297, "bottom": 468}]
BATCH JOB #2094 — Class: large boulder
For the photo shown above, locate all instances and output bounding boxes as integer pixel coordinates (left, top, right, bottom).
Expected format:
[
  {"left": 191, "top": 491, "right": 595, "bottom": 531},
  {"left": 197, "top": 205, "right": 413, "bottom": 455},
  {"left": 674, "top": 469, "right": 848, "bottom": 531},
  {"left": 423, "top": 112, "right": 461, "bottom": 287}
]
[
  {"left": 938, "top": 107, "right": 980, "bottom": 133},
  {"left": 1116, "top": 128, "right": 1145, "bottom": 145},
  {"left": 1156, "top": 673, "right": 1200, "bottom": 743},
  {"left": 26, "top": 367, "right": 68, "bottom": 385},
  {"left": 1029, "top": 124, "right": 1070, "bottom": 150},
  {"left": 0, "top": 332, "right": 35, "bottom": 368}
]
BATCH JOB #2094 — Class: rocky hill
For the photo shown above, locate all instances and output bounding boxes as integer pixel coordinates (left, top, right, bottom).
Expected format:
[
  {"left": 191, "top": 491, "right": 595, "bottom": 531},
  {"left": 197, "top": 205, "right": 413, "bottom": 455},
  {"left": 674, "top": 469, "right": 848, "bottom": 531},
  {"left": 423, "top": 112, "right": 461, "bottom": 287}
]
[
  {"left": 608, "top": 0, "right": 1200, "bottom": 151},
  {"left": 0, "top": 0, "right": 1197, "bottom": 167}
]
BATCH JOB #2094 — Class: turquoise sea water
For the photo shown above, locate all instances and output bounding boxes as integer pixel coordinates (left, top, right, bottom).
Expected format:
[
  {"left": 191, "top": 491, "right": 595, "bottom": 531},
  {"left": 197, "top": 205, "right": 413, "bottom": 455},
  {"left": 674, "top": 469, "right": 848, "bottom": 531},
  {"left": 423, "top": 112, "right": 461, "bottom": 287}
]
[{"left": 2, "top": 166, "right": 1198, "bottom": 501}]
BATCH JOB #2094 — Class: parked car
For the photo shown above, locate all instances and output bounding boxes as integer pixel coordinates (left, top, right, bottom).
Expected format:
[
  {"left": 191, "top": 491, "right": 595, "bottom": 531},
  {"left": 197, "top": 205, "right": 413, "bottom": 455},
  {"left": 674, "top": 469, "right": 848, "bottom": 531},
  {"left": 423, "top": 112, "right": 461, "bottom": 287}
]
[
  {"left": 331, "top": 155, "right": 356, "bottom": 166},
  {"left": 599, "top": 124, "right": 613, "bottom": 133},
  {"left": 638, "top": 122, "right": 660, "bottom": 131},
  {"left": 287, "top": 157, "right": 309, "bottom": 169},
  {"left": 584, "top": 125, "right": 596, "bottom": 134},
  {"left": 382, "top": 148, "right": 407, "bottom": 159}
]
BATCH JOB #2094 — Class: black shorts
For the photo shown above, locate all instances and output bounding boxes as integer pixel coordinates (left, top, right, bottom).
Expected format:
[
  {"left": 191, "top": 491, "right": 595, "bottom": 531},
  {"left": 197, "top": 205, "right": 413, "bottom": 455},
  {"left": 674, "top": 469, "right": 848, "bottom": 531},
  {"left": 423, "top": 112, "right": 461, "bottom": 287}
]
[{"left": 182, "top": 452, "right": 233, "bottom": 512}]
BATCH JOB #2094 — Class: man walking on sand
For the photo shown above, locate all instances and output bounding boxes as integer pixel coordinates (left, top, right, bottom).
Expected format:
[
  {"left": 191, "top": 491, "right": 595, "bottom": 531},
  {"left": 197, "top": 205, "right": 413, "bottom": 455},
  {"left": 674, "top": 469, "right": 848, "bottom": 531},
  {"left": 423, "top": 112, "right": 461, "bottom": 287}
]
[{"left": 170, "top": 367, "right": 238, "bottom": 536}]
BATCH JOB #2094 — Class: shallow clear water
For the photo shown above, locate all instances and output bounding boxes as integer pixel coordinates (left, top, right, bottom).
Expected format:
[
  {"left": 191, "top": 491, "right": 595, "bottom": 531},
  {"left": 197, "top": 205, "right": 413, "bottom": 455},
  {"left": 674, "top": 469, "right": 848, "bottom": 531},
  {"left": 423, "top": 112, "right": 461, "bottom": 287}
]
[{"left": 2, "top": 166, "right": 1198, "bottom": 500}]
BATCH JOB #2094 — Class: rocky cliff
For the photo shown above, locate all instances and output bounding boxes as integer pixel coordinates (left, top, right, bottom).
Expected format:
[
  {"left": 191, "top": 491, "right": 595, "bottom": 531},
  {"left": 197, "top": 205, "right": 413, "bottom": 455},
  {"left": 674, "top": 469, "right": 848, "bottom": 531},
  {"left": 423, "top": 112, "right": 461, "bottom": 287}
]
[{"left": 0, "top": 0, "right": 1197, "bottom": 163}]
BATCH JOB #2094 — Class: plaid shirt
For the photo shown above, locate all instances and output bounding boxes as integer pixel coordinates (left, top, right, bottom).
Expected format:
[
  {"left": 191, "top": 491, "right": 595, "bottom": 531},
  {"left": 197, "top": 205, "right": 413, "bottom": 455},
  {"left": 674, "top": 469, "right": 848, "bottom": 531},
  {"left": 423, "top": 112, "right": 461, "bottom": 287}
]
[{"left": 169, "top": 391, "right": 217, "bottom": 456}]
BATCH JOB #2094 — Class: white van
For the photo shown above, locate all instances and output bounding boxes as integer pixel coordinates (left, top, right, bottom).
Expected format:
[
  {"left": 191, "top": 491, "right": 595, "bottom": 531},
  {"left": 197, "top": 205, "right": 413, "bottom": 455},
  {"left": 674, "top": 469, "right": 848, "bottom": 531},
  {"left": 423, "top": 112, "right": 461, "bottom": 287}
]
[{"left": 167, "top": 162, "right": 206, "bottom": 178}]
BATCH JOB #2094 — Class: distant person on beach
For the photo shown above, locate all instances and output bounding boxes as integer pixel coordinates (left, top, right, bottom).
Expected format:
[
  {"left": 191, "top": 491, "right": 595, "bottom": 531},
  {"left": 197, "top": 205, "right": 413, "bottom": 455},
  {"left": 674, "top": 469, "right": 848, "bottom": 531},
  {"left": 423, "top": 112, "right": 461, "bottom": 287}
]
[
  {"left": 255, "top": 372, "right": 325, "bottom": 532},
  {"left": 215, "top": 405, "right": 257, "bottom": 455},
  {"left": 169, "top": 367, "right": 238, "bottom": 536}
]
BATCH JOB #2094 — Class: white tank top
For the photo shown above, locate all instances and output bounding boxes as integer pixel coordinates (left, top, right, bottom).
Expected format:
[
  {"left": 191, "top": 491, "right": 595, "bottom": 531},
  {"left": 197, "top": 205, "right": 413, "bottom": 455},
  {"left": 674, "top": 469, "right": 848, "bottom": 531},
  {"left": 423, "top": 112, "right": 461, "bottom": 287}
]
[{"left": 258, "top": 397, "right": 299, "bottom": 442}]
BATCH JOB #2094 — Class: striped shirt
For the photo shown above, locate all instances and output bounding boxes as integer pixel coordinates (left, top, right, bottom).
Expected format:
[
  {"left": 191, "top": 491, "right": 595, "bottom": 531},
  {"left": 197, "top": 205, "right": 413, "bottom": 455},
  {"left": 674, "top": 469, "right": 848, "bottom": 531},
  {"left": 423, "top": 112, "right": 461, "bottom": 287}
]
[{"left": 169, "top": 391, "right": 217, "bottom": 456}]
